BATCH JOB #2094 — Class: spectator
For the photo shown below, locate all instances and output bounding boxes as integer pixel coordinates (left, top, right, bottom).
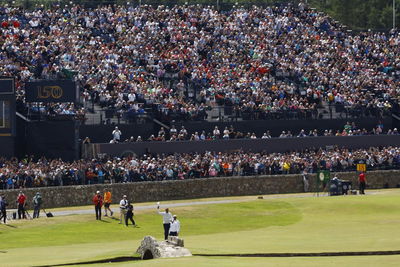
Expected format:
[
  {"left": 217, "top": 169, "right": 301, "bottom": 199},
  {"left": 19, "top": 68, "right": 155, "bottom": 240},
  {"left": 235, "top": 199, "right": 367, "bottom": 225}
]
[{"left": 112, "top": 127, "right": 122, "bottom": 142}]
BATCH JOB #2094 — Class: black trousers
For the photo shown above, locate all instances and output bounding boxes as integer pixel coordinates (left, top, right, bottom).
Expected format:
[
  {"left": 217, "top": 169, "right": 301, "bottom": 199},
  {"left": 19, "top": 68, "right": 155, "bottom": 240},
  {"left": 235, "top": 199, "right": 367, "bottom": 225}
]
[
  {"left": 169, "top": 231, "right": 178, "bottom": 236},
  {"left": 33, "top": 205, "right": 41, "bottom": 218},
  {"left": 0, "top": 209, "right": 6, "bottom": 223},
  {"left": 18, "top": 204, "right": 25, "bottom": 219},
  {"left": 95, "top": 205, "right": 102, "bottom": 220},
  {"left": 163, "top": 223, "right": 170, "bottom": 240},
  {"left": 125, "top": 212, "right": 135, "bottom": 226},
  {"left": 359, "top": 181, "right": 366, "bottom": 194}
]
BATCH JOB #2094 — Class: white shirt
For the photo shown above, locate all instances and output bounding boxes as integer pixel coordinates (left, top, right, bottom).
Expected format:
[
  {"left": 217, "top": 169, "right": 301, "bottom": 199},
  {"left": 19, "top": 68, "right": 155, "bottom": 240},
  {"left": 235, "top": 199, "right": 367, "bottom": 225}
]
[
  {"left": 158, "top": 210, "right": 173, "bottom": 224},
  {"left": 120, "top": 199, "right": 128, "bottom": 209},
  {"left": 169, "top": 219, "right": 180, "bottom": 233},
  {"left": 113, "top": 130, "right": 122, "bottom": 140}
]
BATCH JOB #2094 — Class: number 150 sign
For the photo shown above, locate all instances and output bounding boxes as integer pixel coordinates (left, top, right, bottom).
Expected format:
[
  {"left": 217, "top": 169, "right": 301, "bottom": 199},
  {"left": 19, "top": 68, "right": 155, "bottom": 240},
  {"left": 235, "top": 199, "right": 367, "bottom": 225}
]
[
  {"left": 26, "top": 80, "right": 76, "bottom": 103},
  {"left": 37, "top": 86, "right": 63, "bottom": 99}
]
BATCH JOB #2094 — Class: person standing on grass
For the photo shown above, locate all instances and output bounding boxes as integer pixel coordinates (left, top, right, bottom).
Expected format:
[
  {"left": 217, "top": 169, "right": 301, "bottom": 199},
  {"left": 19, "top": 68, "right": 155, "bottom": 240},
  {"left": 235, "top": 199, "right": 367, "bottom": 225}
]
[
  {"left": 169, "top": 215, "right": 180, "bottom": 236},
  {"left": 93, "top": 191, "right": 103, "bottom": 220},
  {"left": 104, "top": 189, "right": 113, "bottom": 217},
  {"left": 119, "top": 195, "right": 128, "bottom": 224},
  {"left": 359, "top": 172, "right": 366, "bottom": 195},
  {"left": 157, "top": 205, "right": 173, "bottom": 240},
  {"left": 0, "top": 195, "right": 8, "bottom": 224},
  {"left": 32, "top": 192, "right": 42, "bottom": 219},
  {"left": 16, "top": 191, "right": 26, "bottom": 219},
  {"left": 125, "top": 202, "right": 136, "bottom": 227}
]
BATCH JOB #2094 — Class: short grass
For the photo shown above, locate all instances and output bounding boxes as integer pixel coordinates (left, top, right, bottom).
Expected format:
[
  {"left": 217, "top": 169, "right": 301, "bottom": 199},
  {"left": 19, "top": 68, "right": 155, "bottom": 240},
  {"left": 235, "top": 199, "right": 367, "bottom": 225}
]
[{"left": 1, "top": 190, "right": 400, "bottom": 267}]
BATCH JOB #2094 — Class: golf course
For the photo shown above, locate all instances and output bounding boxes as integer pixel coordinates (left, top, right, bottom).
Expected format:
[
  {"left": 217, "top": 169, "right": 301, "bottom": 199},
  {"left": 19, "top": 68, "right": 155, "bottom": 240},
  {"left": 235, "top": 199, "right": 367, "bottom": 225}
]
[{"left": 1, "top": 189, "right": 400, "bottom": 267}]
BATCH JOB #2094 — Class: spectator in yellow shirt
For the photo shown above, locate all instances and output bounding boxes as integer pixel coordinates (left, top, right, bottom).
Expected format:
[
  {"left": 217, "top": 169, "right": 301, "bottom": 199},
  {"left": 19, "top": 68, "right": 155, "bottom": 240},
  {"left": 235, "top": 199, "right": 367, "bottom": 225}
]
[{"left": 104, "top": 189, "right": 113, "bottom": 217}]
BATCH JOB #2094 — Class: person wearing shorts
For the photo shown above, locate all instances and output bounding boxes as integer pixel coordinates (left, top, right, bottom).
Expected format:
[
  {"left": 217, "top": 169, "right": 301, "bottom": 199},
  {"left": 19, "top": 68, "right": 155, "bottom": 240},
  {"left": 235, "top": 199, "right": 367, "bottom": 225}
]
[{"left": 104, "top": 189, "right": 113, "bottom": 216}]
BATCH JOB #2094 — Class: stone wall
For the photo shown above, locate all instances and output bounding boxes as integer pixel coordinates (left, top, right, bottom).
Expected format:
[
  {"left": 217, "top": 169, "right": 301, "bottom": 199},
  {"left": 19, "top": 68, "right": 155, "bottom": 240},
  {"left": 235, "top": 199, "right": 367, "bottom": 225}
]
[{"left": 1, "top": 170, "right": 400, "bottom": 209}]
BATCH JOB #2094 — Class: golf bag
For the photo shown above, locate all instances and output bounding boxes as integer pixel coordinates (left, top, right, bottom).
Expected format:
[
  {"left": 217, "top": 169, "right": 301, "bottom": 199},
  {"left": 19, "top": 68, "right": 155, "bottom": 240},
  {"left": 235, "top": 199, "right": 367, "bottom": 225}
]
[{"left": 42, "top": 209, "right": 54, "bottom": 217}]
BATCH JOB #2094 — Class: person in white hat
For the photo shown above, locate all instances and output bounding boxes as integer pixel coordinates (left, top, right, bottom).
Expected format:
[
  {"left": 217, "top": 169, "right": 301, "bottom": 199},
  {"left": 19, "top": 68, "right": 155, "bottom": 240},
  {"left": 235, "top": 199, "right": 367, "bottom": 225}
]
[
  {"left": 119, "top": 195, "right": 128, "bottom": 224},
  {"left": 169, "top": 215, "right": 180, "bottom": 237}
]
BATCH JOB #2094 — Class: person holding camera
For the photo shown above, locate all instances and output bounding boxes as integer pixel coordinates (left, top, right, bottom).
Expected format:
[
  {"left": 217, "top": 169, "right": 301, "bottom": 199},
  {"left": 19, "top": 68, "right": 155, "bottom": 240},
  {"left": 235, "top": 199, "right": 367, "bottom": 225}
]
[{"left": 32, "top": 192, "right": 42, "bottom": 219}]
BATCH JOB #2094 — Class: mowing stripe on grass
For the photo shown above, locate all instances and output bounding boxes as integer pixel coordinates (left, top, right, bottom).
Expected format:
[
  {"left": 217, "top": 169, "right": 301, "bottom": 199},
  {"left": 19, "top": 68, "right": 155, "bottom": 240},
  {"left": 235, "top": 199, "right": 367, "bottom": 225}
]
[
  {"left": 35, "top": 256, "right": 141, "bottom": 267},
  {"left": 194, "top": 251, "right": 400, "bottom": 257}
]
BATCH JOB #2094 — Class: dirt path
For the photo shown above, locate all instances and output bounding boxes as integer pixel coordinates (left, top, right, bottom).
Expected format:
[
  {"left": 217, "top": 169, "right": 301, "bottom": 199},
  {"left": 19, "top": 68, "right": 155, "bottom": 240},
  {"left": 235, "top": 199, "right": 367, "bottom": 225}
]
[{"left": 51, "top": 192, "right": 333, "bottom": 217}]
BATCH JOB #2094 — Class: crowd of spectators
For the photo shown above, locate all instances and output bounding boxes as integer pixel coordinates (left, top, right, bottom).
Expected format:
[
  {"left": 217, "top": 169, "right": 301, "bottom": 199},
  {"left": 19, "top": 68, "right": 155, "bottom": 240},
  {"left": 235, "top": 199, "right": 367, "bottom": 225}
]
[
  {"left": 1, "top": 3, "right": 399, "bottom": 122},
  {"left": 106, "top": 122, "right": 395, "bottom": 143},
  {"left": 1, "top": 146, "right": 400, "bottom": 189}
]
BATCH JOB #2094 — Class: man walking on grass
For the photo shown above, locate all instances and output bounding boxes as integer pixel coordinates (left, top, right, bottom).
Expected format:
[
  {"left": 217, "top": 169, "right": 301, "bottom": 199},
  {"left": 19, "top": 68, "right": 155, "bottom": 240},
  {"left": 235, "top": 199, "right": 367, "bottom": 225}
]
[
  {"left": 157, "top": 204, "right": 173, "bottom": 240},
  {"left": 119, "top": 195, "right": 128, "bottom": 224},
  {"left": 125, "top": 202, "right": 136, "bottom": 227},
  {"left": 93, "top": 191, "right": 103, "bottom": 220},
  {"left": 104, "top": 189, "right": 113, "bottom": 217}
]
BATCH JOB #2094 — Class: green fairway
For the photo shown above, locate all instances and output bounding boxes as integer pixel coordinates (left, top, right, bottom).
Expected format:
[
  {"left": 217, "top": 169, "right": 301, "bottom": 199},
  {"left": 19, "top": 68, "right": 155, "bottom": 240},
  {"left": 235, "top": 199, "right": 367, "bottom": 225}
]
[{"left": 1, "top": 190, "right": 400, "bottom": 267}]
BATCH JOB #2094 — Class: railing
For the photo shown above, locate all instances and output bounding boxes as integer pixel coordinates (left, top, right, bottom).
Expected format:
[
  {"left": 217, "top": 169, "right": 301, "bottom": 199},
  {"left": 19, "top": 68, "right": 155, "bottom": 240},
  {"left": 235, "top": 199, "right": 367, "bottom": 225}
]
[
  {"left": 326, "top": 103, "right": 392, "bottom": 120},
  {"left": 0, "top": 0, "right": 303, "bottom": 10}
]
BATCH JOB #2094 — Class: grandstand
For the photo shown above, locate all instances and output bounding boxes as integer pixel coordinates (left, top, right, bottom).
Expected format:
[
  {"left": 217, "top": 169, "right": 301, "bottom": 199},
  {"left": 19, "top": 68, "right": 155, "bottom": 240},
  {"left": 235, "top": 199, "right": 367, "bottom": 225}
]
[
  {"left": 0, "top": 1, "right": 398, "bottom": 175},
  {"left": 1, "top": 1, "right": 400, "bottom": 266}
]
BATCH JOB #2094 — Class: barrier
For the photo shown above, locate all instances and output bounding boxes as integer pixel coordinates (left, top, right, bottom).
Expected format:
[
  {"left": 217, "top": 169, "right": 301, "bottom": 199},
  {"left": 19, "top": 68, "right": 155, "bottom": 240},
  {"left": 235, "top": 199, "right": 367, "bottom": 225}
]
[
  {"left": 1, "top": 170, "right": 400, "bottom": 209},
  {"left": 87, "top": 135, "right": 400, "bottom": 157}
]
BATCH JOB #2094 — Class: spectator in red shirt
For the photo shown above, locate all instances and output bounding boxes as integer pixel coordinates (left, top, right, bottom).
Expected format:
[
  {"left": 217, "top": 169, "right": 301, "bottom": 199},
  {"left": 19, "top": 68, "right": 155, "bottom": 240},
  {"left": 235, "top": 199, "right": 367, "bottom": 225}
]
[
  {"left": 16, "top": 191, "right": 26, "bottom": 219},
  {"left": 359, "top": 172, "right": 366, "bottom": 195},
  {"left": 92, "top": 191, "right": 103, "bottom": 220}
]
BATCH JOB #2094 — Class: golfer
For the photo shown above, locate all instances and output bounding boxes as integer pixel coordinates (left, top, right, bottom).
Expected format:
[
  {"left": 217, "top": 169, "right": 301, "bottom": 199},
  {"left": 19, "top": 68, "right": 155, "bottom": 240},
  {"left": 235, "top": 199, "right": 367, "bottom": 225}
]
[
  {"left": 169, "top": 215, "right": 180, "bottom": 236},
  {"left": 104, "top": 189, "right": 113, "bottom": 217},
  {"left": 92, "top": 191, "right": 103, "bottom": 220},
  {"left": 119, "top": 195, "right": 128, "bottom": 224},
  {"left": 157, "top": 205, "right": 173, "bottom": 240}
]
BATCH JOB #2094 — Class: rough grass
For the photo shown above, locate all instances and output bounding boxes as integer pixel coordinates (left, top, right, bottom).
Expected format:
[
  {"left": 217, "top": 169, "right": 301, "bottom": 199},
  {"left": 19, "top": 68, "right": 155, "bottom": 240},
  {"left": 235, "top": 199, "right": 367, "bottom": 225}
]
[{"left": 1, "top": 190, "right": 400, "bottom": 267}]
